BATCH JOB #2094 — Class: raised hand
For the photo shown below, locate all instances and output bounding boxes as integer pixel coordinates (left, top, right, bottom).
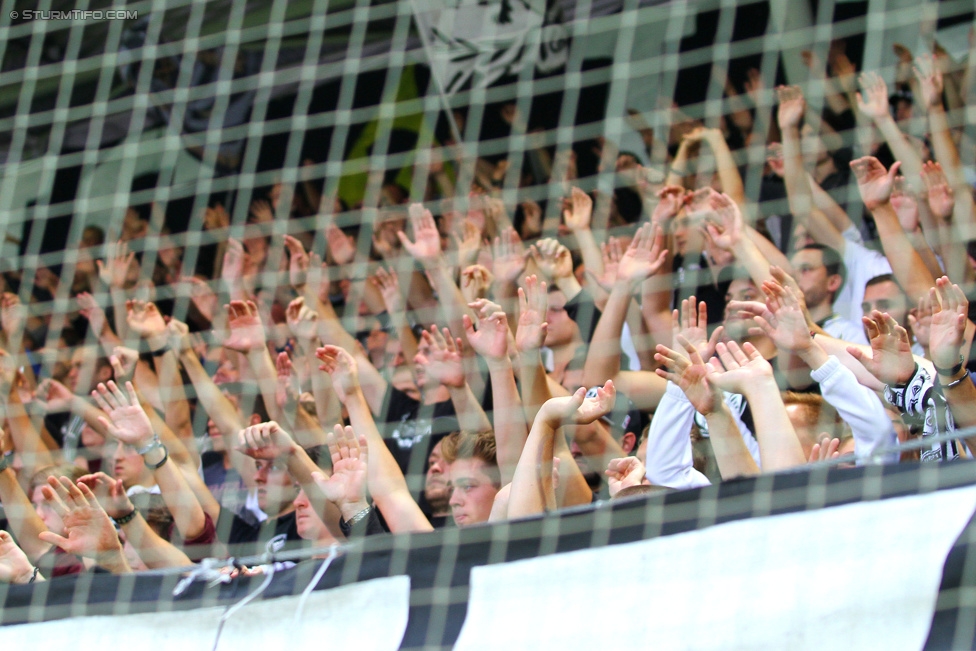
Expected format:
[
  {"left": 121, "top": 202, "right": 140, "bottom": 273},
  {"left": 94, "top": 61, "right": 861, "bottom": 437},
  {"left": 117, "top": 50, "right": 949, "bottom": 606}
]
[
  {"left": 415, "top": 326, "right": 465, "bottom": 388},
  {"left": 530, "top": 238, "right": 573, "bottom": 283},
  {"left": 491, "top": 227, "right": 529, "bottom": 286},
  {"left": 0, "top": 292, "right": 26, "bottom": 344},
  {"left": 650, "top": 185, "right": 688, "bottom": 226},
  {"left": 76, "top": 291, "right": 106, "bottom": 329},
  {"left": 655, "top": 335, "right": 719, "bottom": 415},
  {"left": 283, "top": 235, "right": 310, "bottom": 289},
  {"left": 315, "top": 345, "right": 360, "bottom": 404},
  {"left": 97, "top": 240, "right": 135, "bottom": 289},
  {"left": 460, "top": 264, "right": 494, "bottom": 303},
  {"left": 850, "top": 156, "right": 900, "bottom": 211},
  {"left": 125, "top": 299, "right": 167, "bottom": 340},
  {"left": 909, "top": 291, "right": 935, "bottom": 352},
  {"left": 325, "top": 224, "right": 356, "bottom": 266},
  {"left": 913, "top": 53, "right": 944, "bottom": 110},
  {"left": 563, "top": 186, "right": 593, "bottom": 231},
  {"left": 890, "top": 178, "right": 919, "bottom": 232},
  {"left": 91, "top": 380, "right": 155, "bottom": 449},
  {"left": 847, "top": 311, "right": 916, "bottom": 385},
  {"left": 541, "top": 380, "right": 616, "bottom": 425},
  {"left": 671, "top": 296, "right": 723, "bottom": 363},
  {"left": 220, "top": 238, "right": 250, "bottom": 284},
  {"left": 0, "top": 530, "right": 37, "bottom": 584},
  {"left": 398, "top": 203, "right": 442, "bottom": 268},
  {"left": 751, "top": 280, "right": 814, "bottom": 352},
  {"left": 809, "top": 437, "right": 841, "bottom": 464},
  {"left": 237, "top": 420, "right": 296, "bottom": 460},
  {"left": 312, "top": 424, "right": 369, "bottom": 517},
  {"left": 34, "top": 378, "right": 75, "bottom": 413},
  {"left": 109, "top": 346, "right": 140, "bottom": 383},
  {"left": 516, "top": 275, "right": 548, "bottom": 353},
  {"left": 776, "top": 84, "right": 806, "bottom": 129},
  {"left": 371, "top": 267, "right": 403, "bottom": 315},
  {"left": 305, "top": 252, "right": 332, "bottom": 305},
  {"left": 77, "top": 472, "right": 134, "bottom": 519},
  {"left": 453, "top": 219, "right": 483, "bottom": 270},
  {"left": 605, "top": 457, "right": 647, "bottom": 498},
  {"left": 37, "top": 476, "right": 125, "bottom": 565},
  {"left": 285, "top": 297, "right": 319, "bottom": 346},
  {"left": 586, "top": 237, "right": 623, "bottom": 292},
  {"left": 616, "top": 222, "right": 667, "bottom": 285},
  {"left": 178, "top": 276, "right": 218, "bottom": 323},
  {"left": 463, "top": 310, "right": 510, "bottom": 361},
  {"left": 856, "top": 71, "right": 891, "bottom": 120},
  {"left": 275, "top": 352, "right": 301, "bottom": 416},
  {"left": 928, "top": 277, "right": 969, "bottom": 371},
  {"left": 921, "top": 161, "right": 955, "bottom": 221},
  {"left": 223, "top": 300, "right": 265, "bottom": 353},
  {"left": 704, "top": 190, "right": 744, "bottom": 251},
  {"left": 705, "top": 341, "right": 775, "bottom": 394}
]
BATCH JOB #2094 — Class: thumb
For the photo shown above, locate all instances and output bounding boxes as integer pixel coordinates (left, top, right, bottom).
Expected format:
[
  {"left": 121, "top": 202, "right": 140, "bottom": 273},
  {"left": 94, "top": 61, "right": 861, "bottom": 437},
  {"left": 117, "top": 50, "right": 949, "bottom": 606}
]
[
  {"left": 38, "top": 531, "right": 71, "bottom": 550},
  {"left": 888, "top": 161, "right": 902, "bottom": 181}
]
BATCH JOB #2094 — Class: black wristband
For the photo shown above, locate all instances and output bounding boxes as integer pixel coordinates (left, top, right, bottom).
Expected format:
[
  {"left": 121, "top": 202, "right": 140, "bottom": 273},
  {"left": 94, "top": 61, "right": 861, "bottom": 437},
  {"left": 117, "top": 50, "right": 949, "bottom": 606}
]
[
  {"left": 934, "top": 358, "right": 964, "bottom": 376},
  {"left": 0, "top": 452, "right": 11, "bottom": 473},
  {"left": 144, "top": 444, "right": 169, "bottom": 470},
  {"left": 113, "top": 509, "right": 137, "bottom": 526},
  {"left": 28, "top": 566, "right": 39, "bottom": 584}
]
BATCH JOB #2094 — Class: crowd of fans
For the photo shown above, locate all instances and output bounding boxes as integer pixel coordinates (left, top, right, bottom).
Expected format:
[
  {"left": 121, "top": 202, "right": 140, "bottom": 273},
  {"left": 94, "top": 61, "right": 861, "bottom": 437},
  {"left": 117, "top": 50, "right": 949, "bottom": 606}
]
[{"left": 1, "top": 37, "right": 976, "bottom": 585}]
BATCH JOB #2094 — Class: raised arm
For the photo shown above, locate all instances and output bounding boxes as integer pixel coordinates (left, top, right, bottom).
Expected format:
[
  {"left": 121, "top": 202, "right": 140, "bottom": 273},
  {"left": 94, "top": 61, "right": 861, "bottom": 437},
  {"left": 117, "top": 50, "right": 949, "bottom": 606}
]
[
  {"left": 706, "top": 342, "right": 806, "bottom": 472},
  {"left": 582, "top": 223, "right": 669, "bottom": 410},
  {"left": 236, "top": 421, "right": 344, "bottom": 540},
  {"left": 315, "top": 345, "right": 433, "bottom": 533},
  {"left": 928, "top": 278, "right": 976, "bottom": 452},
  {"left": 508, "top": 382, "right": 614, "bottom": 519},
  {"left": 0, "top": 426, "right": 52, "bottom": 561},
  {"left": 91, "top": 381, "right": 207, "bottom": 542},
  {"left": 414, "top": 326, "right": 492, "bottom": 433},
  {"left": 463, "top": 308, "right": 527, "bottom": 486},
  {"left": 850, "top": 156, "right": 935, "bottom": 304},
  {"left": 856, "top": 72, "right": 925, "bottom": 190}
]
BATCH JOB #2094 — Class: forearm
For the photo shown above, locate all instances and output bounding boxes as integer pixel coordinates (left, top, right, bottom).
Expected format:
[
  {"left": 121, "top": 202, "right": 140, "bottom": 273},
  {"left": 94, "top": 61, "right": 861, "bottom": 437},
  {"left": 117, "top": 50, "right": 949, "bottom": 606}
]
[
  {"left": 782, "top": 125, "right": 815, "bottom": 218},
  {"left": 874, "top": 116, "right": 924, "bottom": 187},
  {"left": 346, "top": 391, "right": 432, "bottom": 532},
  {"left": 705, "top": 132, "right": 745, "bottom": 206},
  {"left": 507, "top": 409, "right": 558, "bottom": 518},
  {"left": 808, "top": 174, "right": 854, "bottom": 234},
  {"left": 741, "top": 379, "right": 806, "bottom": 472},
  {"left": 581, "top": 282, "right": 630, "bottom": 387},
  {"left": 731, "top": 235, "right": 774, "bottom": 288},
  {"left": 745, "top": 226, "right": 793, "bottom": 274},
  {"left": 109, "top": 287, "right": 128, "bottom": 338},
  {"left": 0, "top": 467, "right": 51, "bottom": 560},
  {"left": 447, "top": 383, "right": 492, "bottom": 433},
  {"left": 6, "top": 391, "right": 55, "bottom": 472},
  {"left": 246, "top": 347, "right": 285, "bottom": 423},
  {"left": 486, "top": 357, "right": 528, "bottom": 485},
  {"left": 309, "top": 360, "right": 342, "bottom": 428},
  {"left": 572, "top": 228, "right": 604, "bottom": 283},
  {"left": 518, "top": 351, "right": 551, "bottom": 425},
  {"left": 704, "top": 405, "right": 760, "bottom": 479},
  {"left": 121, "top": 513, "right": 193, "bottom": 569},
  {"left": 870, "top": 202, "right": 936, "bottom": 303},
  {"left": 284, "top": 445, "right": 345, "bottom": 540},
  {"left": 151, "top": 351, "right": 193, "bottom": 443},
  {"left": 665, "top": 143, "right": 691, "bottom": 187},
  {"left": 148, "top": 447, "right": 207, "bottom": 541}
]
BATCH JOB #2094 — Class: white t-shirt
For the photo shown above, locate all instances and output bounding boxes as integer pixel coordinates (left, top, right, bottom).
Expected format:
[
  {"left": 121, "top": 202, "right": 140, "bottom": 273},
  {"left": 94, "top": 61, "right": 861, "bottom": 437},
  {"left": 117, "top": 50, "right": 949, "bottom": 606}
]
[{"left": 835, "top": 235, "right": 892, "bottom": 325}]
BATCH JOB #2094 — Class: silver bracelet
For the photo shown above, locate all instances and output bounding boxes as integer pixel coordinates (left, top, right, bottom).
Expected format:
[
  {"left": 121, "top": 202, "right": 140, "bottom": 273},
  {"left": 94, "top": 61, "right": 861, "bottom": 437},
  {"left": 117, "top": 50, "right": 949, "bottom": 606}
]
[
  {"left": 347, "top": 505, "right": 371, "bottom": 526},
  {"left": 136, "top": 437, "right": 162, "bottom": 456}
]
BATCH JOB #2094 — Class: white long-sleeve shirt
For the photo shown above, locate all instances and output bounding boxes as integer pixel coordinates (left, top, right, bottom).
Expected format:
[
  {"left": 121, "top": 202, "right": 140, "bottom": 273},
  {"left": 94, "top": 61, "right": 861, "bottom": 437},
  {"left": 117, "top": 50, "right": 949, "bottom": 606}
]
[
  {"left": 809, "top": 355, "right": 898, "bottom": 464},
  {"left": 644, "top": 382, "right": 760, "bottom": 490}
]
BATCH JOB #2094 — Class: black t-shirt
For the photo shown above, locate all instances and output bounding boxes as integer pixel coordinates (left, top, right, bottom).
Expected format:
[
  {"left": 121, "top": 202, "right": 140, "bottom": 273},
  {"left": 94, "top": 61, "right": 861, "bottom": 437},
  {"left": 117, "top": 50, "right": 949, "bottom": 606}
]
[
  {"left": 220, "top": 509, "right": 301, "bottom": 554},
  {"left": 380, "top": 387, "right": 459, "bottom": 480}
]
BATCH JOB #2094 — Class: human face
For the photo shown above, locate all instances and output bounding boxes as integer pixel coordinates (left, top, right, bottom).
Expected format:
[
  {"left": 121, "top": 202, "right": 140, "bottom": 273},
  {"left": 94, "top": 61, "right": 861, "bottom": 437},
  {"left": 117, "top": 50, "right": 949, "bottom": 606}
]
[
  {"left": 448, "top": 458, "right": 499, "bottom": 527},
  {"left": 790, "top": 249, "right": 838, "bottom": 310},
  {"left": 293, "top": 489, "right": 335, "bottom": 544},
  {"left": 862, "top": 280, "right": 908, "bottom": 328},
  {"left": 544, "top": 290, "right": 579, "bottom": 348},
  {"left": 671, "top": 211, "right": 704, "bottom": 257},
  {"left": 723, "top": 278, "right": 762, "bottom": 340},
  {"left": 66, "top": 348, "right": 93, "bottom": 394},
  {"left": 254, "top": 458, "right": 299, "bottom": 516},
  {"left": 112, "top": 440, "right": 152, "bottom": 488},
  {"left": 425, "top": 440, "right": 449, "bottom": 510},
  {"left": 32, "top": 485, "right": 64, "bottom": 535}
]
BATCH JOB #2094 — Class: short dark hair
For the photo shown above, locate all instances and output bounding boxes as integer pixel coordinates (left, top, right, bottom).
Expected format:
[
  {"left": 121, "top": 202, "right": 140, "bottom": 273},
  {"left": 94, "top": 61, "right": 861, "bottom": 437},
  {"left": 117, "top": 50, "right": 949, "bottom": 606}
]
[
  {"left": 799, "top": 243, "right": 847, "bottom": 294},
  {"left": 865, "top": 273, "right": 903, "bottom": 292}
]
